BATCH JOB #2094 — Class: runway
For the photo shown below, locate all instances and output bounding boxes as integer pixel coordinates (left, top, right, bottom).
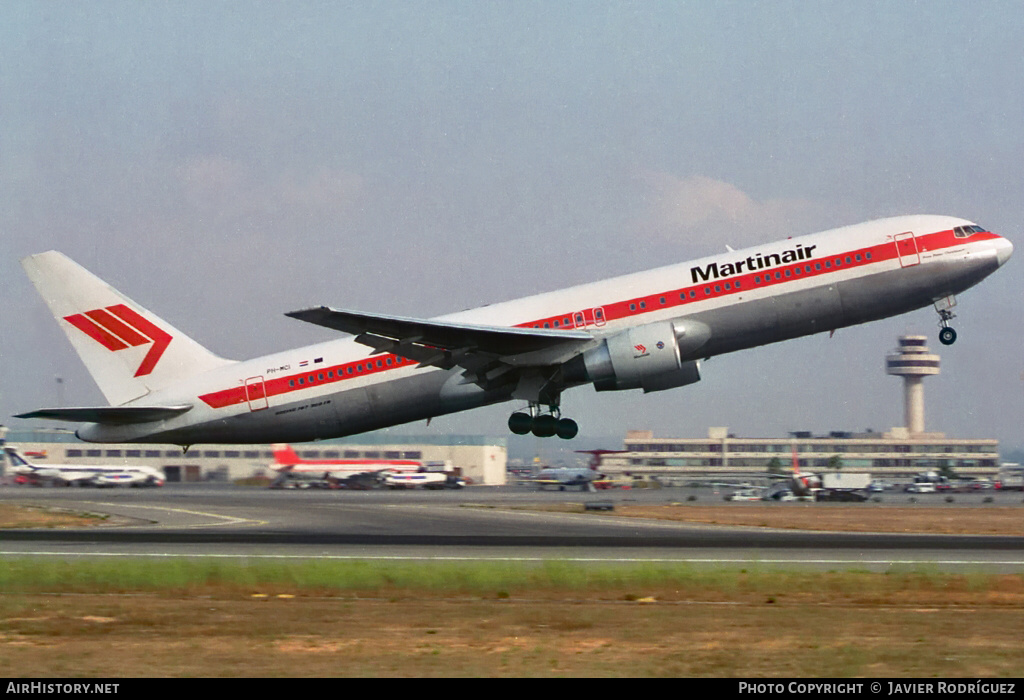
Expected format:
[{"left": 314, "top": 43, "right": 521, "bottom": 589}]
[{"left": 2, "top": 484, "right": 1024, "bottom": 571}]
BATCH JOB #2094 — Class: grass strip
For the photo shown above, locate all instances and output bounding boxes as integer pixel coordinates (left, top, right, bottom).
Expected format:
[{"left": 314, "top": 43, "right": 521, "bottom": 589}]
[{"left": 1, "top": 557, "right": 1021, "bottom": 601}]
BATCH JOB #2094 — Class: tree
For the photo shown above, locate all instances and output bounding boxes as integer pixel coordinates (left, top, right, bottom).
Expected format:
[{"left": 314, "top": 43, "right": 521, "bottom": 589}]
[{"left": 827, "top": 455, "right": 843, "bottom": 473}]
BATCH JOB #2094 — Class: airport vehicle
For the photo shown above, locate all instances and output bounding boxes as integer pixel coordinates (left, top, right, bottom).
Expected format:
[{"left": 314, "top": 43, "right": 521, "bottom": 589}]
[
  {"left": 996, "top": 464, "right": 1023, "bottom": 490},
  {"left": 269, "top": 443, "right": 422, "bottom": 489},
  {"left": 534, "top": 466, "right": 607, "bottom": 491},
  {"left": 15, "top": 215, "right": 1011, "bottom": 445},
  {"left": 816, "top": 471, "right": 871, "bottom": 501},
  {"left": 762, "top": 488, "right": 801, "bottom": 502},
  {"left": 904, "top": 482, "right": 937, "bottom": 494},
  {"left": 761, "top": 483, "right": 804, "bottom": 501},
  {"left": 725, "top": 488, "right": 764, "bottom": 501},
  {"left": 3, "top": 445, "right": 164, "bottom": 487}
]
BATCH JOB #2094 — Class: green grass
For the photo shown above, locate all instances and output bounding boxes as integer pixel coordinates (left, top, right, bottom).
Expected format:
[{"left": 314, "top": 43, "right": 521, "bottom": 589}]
[{"left": 0, "top": 557, "right": 1017, "bottom": 599}]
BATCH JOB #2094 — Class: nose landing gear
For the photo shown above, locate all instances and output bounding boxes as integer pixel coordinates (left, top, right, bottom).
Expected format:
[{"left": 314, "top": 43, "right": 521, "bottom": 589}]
[
  {"left": 935, "top": 296, "right": 957, "bottom": 346},
  {"left": 508, "top": 404, "right": 579, "bottom": 439},
  {"left": 938, "top": 324, "right": 957, "bottom": 346}
]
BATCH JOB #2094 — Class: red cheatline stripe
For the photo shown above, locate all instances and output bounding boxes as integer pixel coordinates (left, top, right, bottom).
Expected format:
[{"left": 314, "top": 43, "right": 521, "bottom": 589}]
[
  {"left": 85, "top": 308, "right": 151, "bottom": 347},
  {"left": 106, "top": 304, "right": 173, "bottom": 377},
  {"left": 64, "top": 314, "right": 129, "bottom": 351}
]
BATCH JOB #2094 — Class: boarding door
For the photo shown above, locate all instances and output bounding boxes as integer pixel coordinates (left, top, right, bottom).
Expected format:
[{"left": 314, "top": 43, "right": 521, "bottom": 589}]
[
  {"left": 245, "top": 376, "right": 269, "bottom": 412},
  {"left": 894, "top": 232, "right": 920, "bottom": 268}
]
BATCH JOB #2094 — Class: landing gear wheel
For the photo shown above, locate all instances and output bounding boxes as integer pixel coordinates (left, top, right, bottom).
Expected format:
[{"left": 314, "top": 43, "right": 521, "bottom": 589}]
[
  {"left": 531, "top": 414, "right": 557, "bottom": 438},
  {"left": 555, "top": 418, "right": 579, "bottom": 440},
  {"left": 508, "top": 412, "right": 533, "bottom": 435},
  {"left": 939, "top": 327, "right": 957, "bottom": 346}
]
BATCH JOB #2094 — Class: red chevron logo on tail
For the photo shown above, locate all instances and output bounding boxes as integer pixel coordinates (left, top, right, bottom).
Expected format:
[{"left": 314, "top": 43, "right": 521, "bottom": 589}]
[{"left": 63, "top": 305, "right": 172, "bottom": 377}]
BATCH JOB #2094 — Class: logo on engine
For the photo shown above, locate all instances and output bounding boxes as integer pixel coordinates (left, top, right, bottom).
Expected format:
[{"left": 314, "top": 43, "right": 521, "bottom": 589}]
[{"left": 63, "top": 304, "right": 172, "bottom": 377}]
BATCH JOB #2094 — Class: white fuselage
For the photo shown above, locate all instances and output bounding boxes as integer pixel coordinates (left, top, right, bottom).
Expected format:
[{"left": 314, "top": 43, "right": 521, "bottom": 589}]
[
  {"left": 75, "top": 215, "right": 1012, "bottom": 445},
  {"left": 12, "top": 462, "right": 165, "bottom": 487}
]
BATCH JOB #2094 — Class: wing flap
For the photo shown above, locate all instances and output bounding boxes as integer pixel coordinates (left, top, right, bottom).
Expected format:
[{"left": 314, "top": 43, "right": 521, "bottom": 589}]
[{"left": 14, "top": 404, "right": 193, "bottom": 424}]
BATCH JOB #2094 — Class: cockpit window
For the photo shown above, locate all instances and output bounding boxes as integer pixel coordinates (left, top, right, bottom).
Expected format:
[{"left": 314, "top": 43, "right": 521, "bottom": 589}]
[{"left": 954, "top": 225, "right": 987, "bottom": 238}]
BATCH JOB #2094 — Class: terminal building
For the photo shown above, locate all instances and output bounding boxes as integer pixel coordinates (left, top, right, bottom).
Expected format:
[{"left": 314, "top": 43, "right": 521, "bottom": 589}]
[
  {"left": 0, "top": 428, "right": 508, "bottom": 485},
  {"left": 600, "top": 426, "right": 999, "bottom": 484},
  {"left": 599, "top": 335, "right": 1001, "bottom": 484}
]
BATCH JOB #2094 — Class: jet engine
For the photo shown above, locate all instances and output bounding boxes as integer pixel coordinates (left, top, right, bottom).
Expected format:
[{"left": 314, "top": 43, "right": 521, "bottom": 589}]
[{"left": 563, "top": 319, "right": 710, "bottom": 393}]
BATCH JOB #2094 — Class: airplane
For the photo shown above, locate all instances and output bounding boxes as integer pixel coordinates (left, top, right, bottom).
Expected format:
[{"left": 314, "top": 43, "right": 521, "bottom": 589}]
[
  {"left": 13, "top": 215, "right": 1012, "bottom": 446},
  {"left": 3, "top": 445, "right": 165, "bottom": 487},
  {"left": 785, "top": 444, "right": 821, "bottom": 499},
  {"left": 382, "top": 472, "right": 466, "bottom": 490},
  {"left": 269, "top": 443, "right": 422, "bottom": 489},
  {"left": 533, "top": 465, "right": 607, "bottom": 491}
]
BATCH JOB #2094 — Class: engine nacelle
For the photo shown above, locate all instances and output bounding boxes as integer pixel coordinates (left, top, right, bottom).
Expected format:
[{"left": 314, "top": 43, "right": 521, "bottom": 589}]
[{"left": 566, "top": 320, "right": 710, "bottom": 393}]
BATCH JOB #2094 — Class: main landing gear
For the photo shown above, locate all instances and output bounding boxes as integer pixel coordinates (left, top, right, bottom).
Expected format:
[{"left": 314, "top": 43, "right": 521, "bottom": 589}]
[{"left": 508, "top": 405, "right": 579, "bottom": 439}]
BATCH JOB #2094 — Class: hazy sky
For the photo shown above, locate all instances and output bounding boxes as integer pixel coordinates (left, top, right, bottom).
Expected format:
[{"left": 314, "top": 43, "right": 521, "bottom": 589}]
[{"left": 3, "top": 1, "right": 1022, "bottom": 461}]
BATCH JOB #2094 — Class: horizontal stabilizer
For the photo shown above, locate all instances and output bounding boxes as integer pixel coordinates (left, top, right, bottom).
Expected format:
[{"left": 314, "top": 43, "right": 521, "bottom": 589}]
[{"left": 14, "top": 404, "right": 193, "bottom": 425}]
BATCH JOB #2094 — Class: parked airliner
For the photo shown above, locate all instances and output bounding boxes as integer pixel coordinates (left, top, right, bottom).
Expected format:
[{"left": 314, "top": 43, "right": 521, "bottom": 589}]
[
  {"left": 534, "top": 466, "right": 607, "bottom": 491},
  {"left": 4, "top": 446, "right": 165, "bottom": 487},
  {"left": 14, "top": 215, "right": 1011, "bottom": 445},
  {"left": 269, "top": 443, "right": 421, "bottom": 488}
]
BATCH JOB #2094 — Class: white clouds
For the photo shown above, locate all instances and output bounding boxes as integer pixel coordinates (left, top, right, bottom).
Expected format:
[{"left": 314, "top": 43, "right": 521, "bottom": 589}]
[{"left": 634, "top": 171, "right": 826, "bottom": 248}]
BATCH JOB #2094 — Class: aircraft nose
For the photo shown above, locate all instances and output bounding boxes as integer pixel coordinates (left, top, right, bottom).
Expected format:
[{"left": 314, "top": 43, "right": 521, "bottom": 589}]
[{"left": 995, "top": 236, "right": 1014, "bottom": 266}]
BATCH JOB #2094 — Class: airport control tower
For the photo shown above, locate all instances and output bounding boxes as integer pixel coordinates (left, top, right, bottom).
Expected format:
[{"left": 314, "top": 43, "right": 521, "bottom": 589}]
[{"left": 885, "top": 336, "right": 940, "bottom": 435}]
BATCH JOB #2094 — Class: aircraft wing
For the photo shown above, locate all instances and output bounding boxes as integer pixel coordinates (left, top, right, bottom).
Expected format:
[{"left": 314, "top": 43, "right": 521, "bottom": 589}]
[
  {"left": 286, "top": 307, "right": 596, "bottom": 391},
  {"left": 14, "top": 405, "right": 193, "bottom": 424}
]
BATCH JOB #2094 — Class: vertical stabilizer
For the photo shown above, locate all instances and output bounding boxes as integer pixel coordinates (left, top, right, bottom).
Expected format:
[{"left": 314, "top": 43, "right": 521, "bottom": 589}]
[
  {"left": 21, "top": 251, "right": 234, "bottom": 406},
  {"left": 271, "top": 444, "right": 302, "bottom": 466},
  {"left": 3, "top": 447, "right": 33, "bottom": 470}
]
